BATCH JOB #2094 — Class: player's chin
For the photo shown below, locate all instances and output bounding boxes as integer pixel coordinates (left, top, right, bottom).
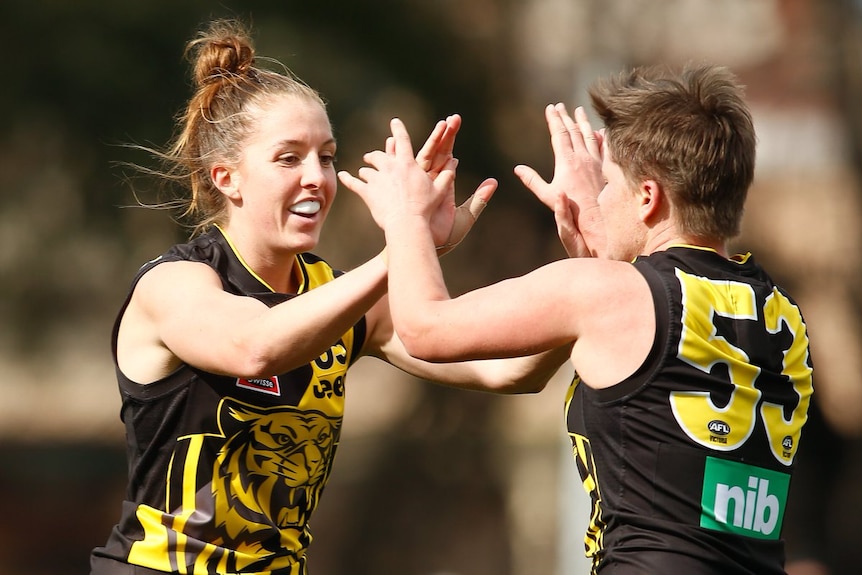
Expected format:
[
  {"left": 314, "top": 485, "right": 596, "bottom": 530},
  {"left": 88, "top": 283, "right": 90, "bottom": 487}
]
[
  {"left": 285, "top": 216, "right": 324, "bottom": 241},
  {"left": 296, "top": 228, "right": 325, "bottom": 252}
]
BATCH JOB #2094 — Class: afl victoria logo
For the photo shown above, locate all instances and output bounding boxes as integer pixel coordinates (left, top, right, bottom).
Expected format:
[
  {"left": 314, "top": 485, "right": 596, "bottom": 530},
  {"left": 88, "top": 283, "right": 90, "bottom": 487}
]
[{"left": 708, "top": 420, "right": 730, "bottom": 436}]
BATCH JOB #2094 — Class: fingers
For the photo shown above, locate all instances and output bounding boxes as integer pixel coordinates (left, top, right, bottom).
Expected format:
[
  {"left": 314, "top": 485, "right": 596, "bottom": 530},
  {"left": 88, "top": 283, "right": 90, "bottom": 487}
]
[
  {"left": 415, "top": 120, "right": 447, "bottom": 170},
  {"left": 546, "top": 103, "right": 576, "bottom": 158},
  {"left": 438, "top": 114, "right": 461, "bottom": 159},
  {"left": 389, "top": 118, "right": 416, "bottom": 160},
  {"left": 336, "top": 170, "right": 362, "bottom": 191},
  {"left": 573, "top": 106, "right": 600, "bottom": 159},
  {"left": 337, "top": 170, "right": 370, "bottom": 204},
  {"left": 554, "top": 191, "right": 576, "bottom": 238},
  {"left": 513, "top": 164, "right": 539, "bottom": 188},
  {"left": 547, "top": 103, "right": 601, "bottom": 161},
  {"left": 553, "top": 191, "right": 592, "bottom": 258},
  {"left": 432, "top": 156, "right": 458, "bottom": 195},
  {"left": 432, "top": 176, "right": 497, "bottom": 256},
  {"left": 361, "top": 149, "right": 389, "bottom": 169},
  {"left": 414, "top": 114, "right": 462, "bottom": 173},
  {"left": 556, "top": 103, "right": 579, "bottom": 144},
  {"left": 553, "top": 192, "right": 579, "bottom": 258},
  {"left": 337, "top": 149, "right": 389, "bottom": 195}
]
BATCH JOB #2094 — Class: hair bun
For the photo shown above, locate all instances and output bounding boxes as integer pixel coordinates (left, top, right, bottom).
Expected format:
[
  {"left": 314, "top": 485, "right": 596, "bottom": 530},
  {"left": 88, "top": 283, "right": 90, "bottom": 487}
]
[{"left": 187, "top": 20, "right": 256, "bottom": 86}]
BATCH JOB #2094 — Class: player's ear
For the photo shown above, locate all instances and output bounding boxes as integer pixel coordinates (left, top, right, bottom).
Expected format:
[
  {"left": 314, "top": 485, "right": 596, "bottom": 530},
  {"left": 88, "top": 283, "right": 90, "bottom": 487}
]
[
  {"left": 638, "top": 179, "right": 663, "bottom": 222},
  {"left": 212, "top": 164, "right": 242, "bottom": 200}
]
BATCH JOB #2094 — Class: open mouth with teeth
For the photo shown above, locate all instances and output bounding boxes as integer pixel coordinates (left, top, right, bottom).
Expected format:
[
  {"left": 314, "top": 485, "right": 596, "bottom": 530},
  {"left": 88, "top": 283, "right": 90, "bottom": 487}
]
[{"left": 289, "top": 200, "right": 321, "bottom": 216}]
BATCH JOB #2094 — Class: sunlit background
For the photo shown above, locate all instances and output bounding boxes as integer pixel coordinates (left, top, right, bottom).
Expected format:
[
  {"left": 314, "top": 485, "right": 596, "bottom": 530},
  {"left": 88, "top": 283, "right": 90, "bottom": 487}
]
[{"left": 1, "top": 1, "right": 860, "bottom": 574}]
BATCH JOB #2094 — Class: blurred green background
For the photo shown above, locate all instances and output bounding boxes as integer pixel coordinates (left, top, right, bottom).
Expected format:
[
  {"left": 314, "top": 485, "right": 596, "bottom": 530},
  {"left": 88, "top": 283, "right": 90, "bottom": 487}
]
[{"left": 2, "top": 1, "right": 862, "bottom": 574}]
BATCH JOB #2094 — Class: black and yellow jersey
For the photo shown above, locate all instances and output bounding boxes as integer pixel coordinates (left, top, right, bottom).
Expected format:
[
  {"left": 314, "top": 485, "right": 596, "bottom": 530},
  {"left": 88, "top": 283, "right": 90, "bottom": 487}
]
[
  {"left": 91, "top": 227, "right": 366, "bottom": 575},
  {"left": 566, "top": 246, "right": 813, "bottom": 574}
]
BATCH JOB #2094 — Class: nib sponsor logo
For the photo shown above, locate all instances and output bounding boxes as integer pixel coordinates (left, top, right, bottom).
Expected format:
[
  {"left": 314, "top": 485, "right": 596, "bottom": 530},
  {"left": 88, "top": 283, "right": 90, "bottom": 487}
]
[
  {"left": 237, "top": 376, "right": 281, "bottom": 396},
  {"left": 700, "top": 457, "right": 789, "bottom": 540}
]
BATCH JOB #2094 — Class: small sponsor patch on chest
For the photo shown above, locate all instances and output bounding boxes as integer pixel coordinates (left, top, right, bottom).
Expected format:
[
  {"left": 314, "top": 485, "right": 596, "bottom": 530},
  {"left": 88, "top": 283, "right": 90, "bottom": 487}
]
[{"left": 237, "top": 376, "right": 281, "bottom": 396}]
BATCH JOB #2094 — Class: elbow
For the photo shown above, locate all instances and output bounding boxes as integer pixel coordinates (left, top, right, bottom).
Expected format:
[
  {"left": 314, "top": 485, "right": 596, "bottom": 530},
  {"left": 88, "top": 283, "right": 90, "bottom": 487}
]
[
  {"left": 239, "top": 356, "right": 280, "bottom": 380},
  {"left": 514, "top": 379, "right": 550, "bottom": 395},
  {"left": 228, "top": 335, "right": 283, "bottom": 379},
  {"left": 393, "top": 308, "right": 448, "bottom": 362},
  {"left": 455, "top": 367, "right": 551, "bottom": 395},
  {"left": 398, "top": 329, "right": 446, "bottom": 363},
  {"left": 480, "top": 345, "right": 571, "bottom": 395},
  {"left": 509, "top": 379, "right": 549, "bottom": 395},
  {"left": 393, "top": 302, "right": 470, "bottom": 362},
  {"left": 233, "top": 353, "right": 279, "bottom": 380},
  {"left": 490, "top": 374, "right": 550, "bottom": 395},
  {"left": 397, "top": 322, "right": 463, "bottom": 364}
]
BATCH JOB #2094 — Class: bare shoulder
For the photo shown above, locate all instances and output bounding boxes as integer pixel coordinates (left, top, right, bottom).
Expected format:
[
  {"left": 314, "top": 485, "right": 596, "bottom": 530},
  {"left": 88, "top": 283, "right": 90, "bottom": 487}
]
[
  {"left": 134, "top": 260, "right": 223, "bottom": 306},
  {"left": 540, "top": 257, "right": 651, "bottom": 337},
  {"left": 540, "top": 258, "right": 654, "bottom": 389},
  {"left": 118, "top": 260, "right": 225, "bottom": 383},
  {"left": 529, "top": 257, "right": 648, "bottom": 306}
]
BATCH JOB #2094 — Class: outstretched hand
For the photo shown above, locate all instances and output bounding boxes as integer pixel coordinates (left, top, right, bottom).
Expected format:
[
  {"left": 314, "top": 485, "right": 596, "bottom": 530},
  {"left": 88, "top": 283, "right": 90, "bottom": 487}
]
[
  {"left": 514, "top": 104, "right": 606, "bottom": 258},
  {"left": 338, "top": 116, "right": 496, "bottom": 254},
  {"left": 338, "top": 118, "right": 451, "bottom": 229}
]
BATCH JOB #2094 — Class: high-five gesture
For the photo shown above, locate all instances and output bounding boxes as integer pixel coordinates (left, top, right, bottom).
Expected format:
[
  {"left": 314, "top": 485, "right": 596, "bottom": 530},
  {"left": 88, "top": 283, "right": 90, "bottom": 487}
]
[
  {"left": 515, "top": 104, "right": 606, "bottom": 258},
  {"left": 340, "top": 116, "right": 496, "bottom": 255},
  {"left": 341, "top": 118, "right": 451, "bottom": 227}
]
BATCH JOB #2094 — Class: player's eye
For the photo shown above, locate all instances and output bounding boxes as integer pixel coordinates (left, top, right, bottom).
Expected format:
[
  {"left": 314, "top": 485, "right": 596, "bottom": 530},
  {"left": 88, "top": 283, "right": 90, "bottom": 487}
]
[{"left": 277, "top": 154, "right": 301, "bottom": 166}]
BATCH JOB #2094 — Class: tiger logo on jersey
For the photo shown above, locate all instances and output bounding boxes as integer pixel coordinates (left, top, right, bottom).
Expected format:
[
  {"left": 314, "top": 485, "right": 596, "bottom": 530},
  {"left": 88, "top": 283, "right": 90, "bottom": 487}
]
[
  {"left": 213, "top": 399, "right": 342, "bottom": 540},
  {"left": 126, "top": 399, "right": 342, "bottom": 572}
]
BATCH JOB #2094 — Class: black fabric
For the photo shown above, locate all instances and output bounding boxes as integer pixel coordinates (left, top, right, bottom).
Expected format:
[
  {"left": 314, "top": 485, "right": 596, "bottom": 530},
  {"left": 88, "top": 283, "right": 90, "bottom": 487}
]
[
  {"left": 91, "top": 228, "right": 365, "bottom": 574},
  {"left": 566, "top": 246, "right": 813, "bottom": 574}
]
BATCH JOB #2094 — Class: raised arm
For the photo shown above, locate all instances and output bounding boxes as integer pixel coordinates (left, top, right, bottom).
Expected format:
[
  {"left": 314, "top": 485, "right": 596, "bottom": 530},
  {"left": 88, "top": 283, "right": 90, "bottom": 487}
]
[
  {"left": 340, "top": 117, "right": 571, "bottom": 392},
  {"left": 339, "top": 118, "right": 574, "bottom": 387},
  {"left": 339, "top": 116, "right": 654, "bottom": 391}
]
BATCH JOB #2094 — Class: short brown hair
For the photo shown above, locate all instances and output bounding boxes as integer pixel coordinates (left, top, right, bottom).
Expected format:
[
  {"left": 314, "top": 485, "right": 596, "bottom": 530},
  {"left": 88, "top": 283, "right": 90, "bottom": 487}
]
[{"left": 589, "top": 64, "right": 756, "bottom": 240}]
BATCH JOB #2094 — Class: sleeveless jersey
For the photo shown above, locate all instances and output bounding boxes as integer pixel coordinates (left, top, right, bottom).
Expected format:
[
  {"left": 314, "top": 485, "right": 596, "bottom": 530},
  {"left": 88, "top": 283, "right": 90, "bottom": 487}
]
[
  {"left": 90, "top": 227, "right": 366, "bottom": 575},
  {"left": 566, "top": 246, "right": 813, "bottom": 574}
]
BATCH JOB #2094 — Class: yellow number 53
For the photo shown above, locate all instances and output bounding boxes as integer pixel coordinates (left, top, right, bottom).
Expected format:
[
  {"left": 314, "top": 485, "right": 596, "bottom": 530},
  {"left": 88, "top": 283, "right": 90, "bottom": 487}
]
[{"left": 670, "top": 269, "right": 813, "bottom": 466}]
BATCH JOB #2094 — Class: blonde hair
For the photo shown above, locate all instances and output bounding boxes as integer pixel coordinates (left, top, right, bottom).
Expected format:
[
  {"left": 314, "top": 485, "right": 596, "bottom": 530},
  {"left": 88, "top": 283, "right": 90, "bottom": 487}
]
[{"left": 151, "top": 19, "right": 326, "bottom": 235}]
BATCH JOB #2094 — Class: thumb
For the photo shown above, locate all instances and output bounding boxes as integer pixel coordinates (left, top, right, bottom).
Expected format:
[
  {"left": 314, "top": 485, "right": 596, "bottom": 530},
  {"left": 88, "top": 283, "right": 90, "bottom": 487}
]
[
  {"left": 437, "top": 178, "right": 496, "bottom": 256},
  {"left": 467, "top": 178, "right": 497, "bottom": 218},
  {"left": 514, "top": 164, "right": 554, "bottom": 209},
  {"left": 514, "top": 164, "right": 546, "bottom": 190}
]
